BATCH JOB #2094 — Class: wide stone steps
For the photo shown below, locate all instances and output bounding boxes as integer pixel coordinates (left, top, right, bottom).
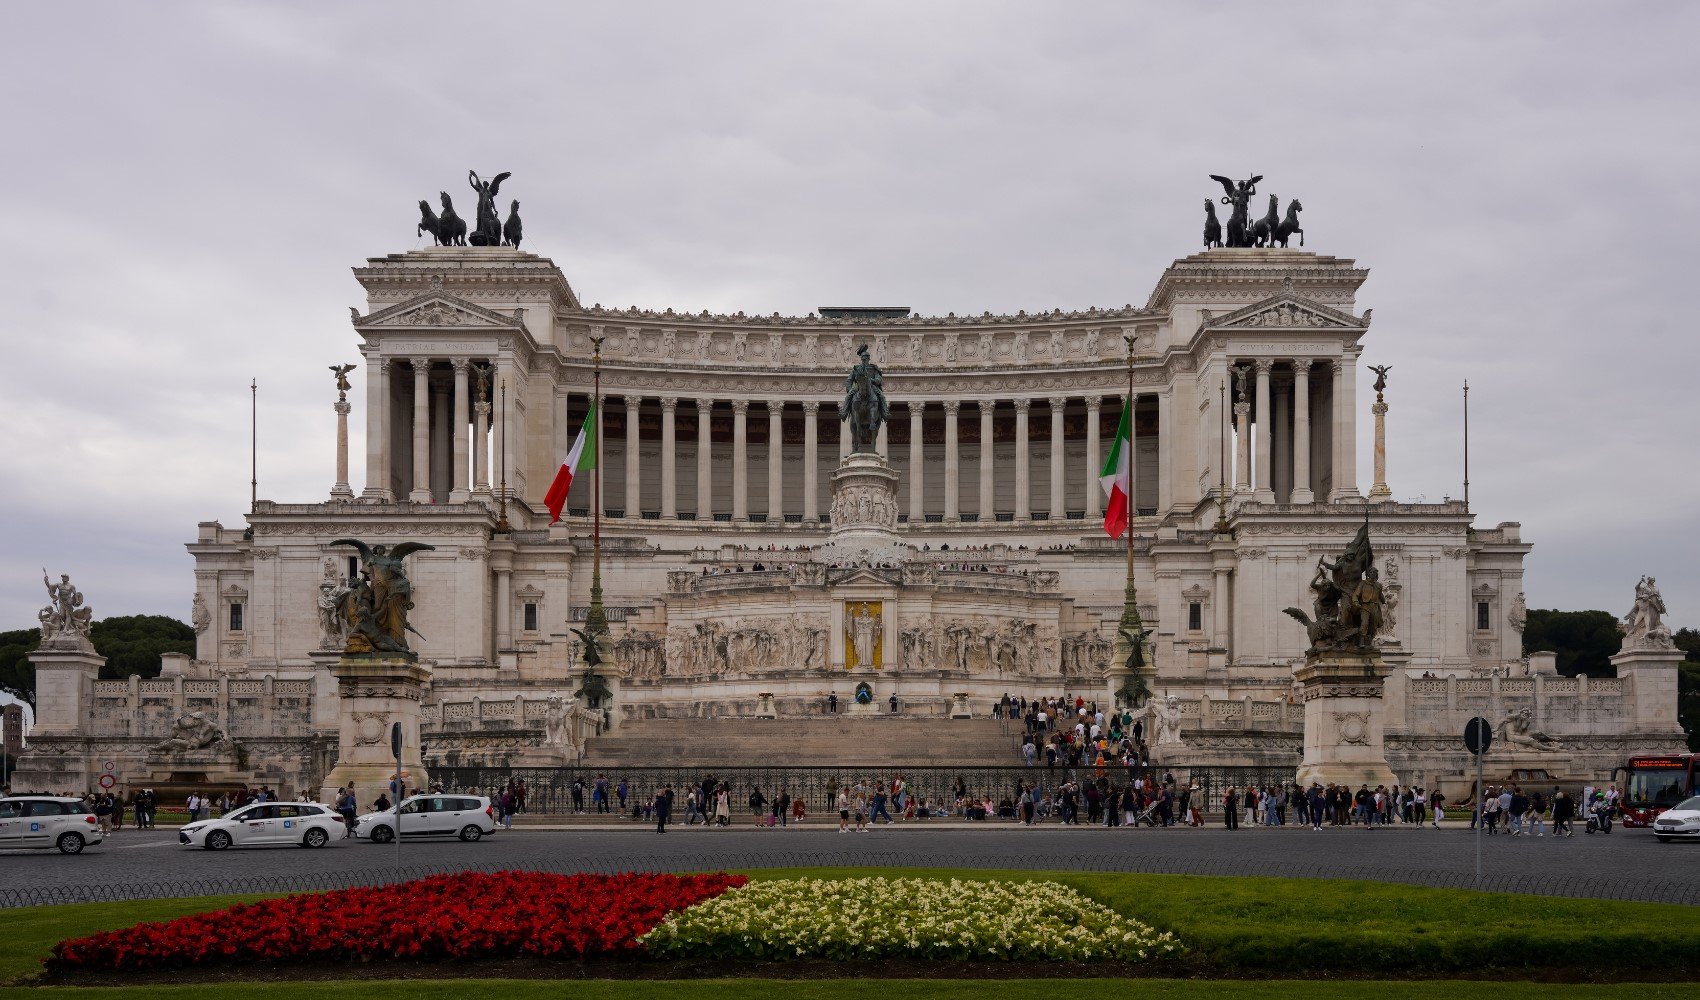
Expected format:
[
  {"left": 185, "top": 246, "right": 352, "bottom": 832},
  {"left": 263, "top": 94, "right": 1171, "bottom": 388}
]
[{"left": 580, "top": 716, "right": 1020, "bottom": 767}]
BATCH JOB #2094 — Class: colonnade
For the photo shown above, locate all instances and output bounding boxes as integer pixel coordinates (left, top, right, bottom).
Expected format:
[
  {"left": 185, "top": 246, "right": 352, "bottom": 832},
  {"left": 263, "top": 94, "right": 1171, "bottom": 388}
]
[{"left": 1226, "top": 357, "right": 1357, "bottom": 504}]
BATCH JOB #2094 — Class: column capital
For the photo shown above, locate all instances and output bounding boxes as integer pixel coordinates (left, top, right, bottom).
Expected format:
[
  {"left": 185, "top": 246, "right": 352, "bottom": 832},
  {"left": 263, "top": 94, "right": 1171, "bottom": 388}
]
[
  {"left": 625, "top": 395, "right": 643, "bottom": 412},
  {"left": 659, "top": 396, "right": 678, "bottom": 412},
  {"left": 768, "top": 399, "right": 787, "bottom": 413},
  {"left": 1049, "top": 395, "right": 1069, "bottom": 410},
  {"left": 409, "top": 356, "right": 431, "bottom": 371},
  {"left": 1330, "top": 358, "right": 1346, "bottom": 376},
  {"left": 942, "top": 399, "right": 961, "bottom": 414},
  {"left": 696, "top": 396, "right": 716, "bottom": 410},
  {"left": 907, "top": 399, "right": 926, "bottom": 415},
  {"left": 1292, "top": 357, "right": 1313, "bottom": 373},
  {"left": 1085, "top": 396, "right": 1101, "bottom": 412},
  {"left": 450, "top": 356, "right": 470, "bottom": 372},
  {"left": 730, "top": 399, "right": 750, "bottom": 415},
  {"left": 474, "top": 400, "right": 491, "bottom": 416},
  {"left": 1012, "top": 398, "right": 1031, "bottom": 414},
  {"left": 802, "top": 399, "right": 821, "bottom": 415},
  {"left": 1254, "top": 358, "right": 1274, "bottom": 375}
]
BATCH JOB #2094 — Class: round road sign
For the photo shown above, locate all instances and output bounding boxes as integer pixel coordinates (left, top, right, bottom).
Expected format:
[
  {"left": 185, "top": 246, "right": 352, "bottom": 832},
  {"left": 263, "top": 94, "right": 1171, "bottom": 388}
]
[
  {"left": 97, "top": 774, "right": 116, "bottom": 789},
  {"left": 1463, "top": 716, "right": 1493, "bottom": 755}
]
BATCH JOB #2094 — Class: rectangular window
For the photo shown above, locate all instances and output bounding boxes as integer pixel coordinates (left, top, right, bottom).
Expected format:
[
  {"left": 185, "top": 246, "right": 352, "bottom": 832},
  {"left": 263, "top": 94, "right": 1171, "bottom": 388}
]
[
  {"left": 1188, "top": 602, "right": 1203, "bottom": 632},
  {"left": 1476, "top": 601, "right": 1490, "bottom": 631},
  {"left": 523, "top": 602, "right": 538, "bottom": 632},
  {"left": 229, "top": 603, "right": 245, "bottom": 632}
]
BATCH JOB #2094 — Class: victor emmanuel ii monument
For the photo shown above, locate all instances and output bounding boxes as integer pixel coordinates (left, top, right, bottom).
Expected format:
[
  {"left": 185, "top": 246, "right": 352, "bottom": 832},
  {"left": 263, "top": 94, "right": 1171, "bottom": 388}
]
[{"left": 13, "top": 172, "right": 1688, "bottom": 799}]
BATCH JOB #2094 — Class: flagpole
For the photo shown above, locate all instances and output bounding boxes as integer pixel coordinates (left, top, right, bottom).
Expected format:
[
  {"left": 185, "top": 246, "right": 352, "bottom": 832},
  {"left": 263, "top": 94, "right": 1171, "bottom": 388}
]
[
  {"left": 496, "top": 378, "right": 510, "bottom": 534},
  {"left": 1462, "top": 380, "right": 1470, "bottom": 509},
  {"left": 584, "top": 338, "right": 609, "bottom": 664},
  {"left": 1117, "top": 336, "right": 1147, "bottom": 709},
  {"left": 250, "top": 379, "right": 257, "bottom": 513}
]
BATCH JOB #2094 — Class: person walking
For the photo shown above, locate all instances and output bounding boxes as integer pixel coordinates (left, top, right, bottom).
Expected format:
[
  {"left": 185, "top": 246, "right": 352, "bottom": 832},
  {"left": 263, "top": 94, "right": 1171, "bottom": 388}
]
[
  {"left": 653, "top": 787, "right": 671, "bottom": 833},
  {"left": 337, "top": 783, "right": 357, "bottom": 838},
  {"left": 1552, "top": 790, "right": 1575, "bottom": 837},
  {"left": 1223, "top": 786, "right": 1239, "bottom": 830},
  {"left": 838, "top": 788, "right": 852, "bottom": 832}
]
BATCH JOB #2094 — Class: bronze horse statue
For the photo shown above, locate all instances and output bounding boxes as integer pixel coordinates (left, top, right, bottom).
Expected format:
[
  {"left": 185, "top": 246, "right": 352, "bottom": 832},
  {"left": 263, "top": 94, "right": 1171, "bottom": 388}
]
[
  {"left": 417, "top": 193, "right": 467, "bottom": 246},
  {"left": 1203, "top": 200, "right": 1222, "bottom": 248},
  {"left": 1210, "top": 173, "right": 1262, "bottom": 247},
  {"left": 1272, "top": 199, "right": 1304, "bottom": 247},
  {"left": 1250, "top": 193, "right": 1280, "bottom": 247}
]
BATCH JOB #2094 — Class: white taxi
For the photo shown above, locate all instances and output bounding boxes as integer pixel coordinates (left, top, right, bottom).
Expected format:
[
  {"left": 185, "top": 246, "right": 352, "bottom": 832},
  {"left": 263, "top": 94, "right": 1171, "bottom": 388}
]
[
  {"left": 179, "top": 801, "right": 345, "bottom": 850},
  {"left": 355, "top": 794, "right": 495, "bottom": 843},
  {"left": 1652, "top": 795, "right": 1700, "bottom": 842},
  {"left": 0, "top": 796, "right": 104, "bottom": 854}
]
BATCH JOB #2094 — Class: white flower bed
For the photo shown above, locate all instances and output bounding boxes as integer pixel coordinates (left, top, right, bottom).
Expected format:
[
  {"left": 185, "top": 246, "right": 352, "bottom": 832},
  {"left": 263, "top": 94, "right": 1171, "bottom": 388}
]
[{"left": 641, "top": 877, "right": 1181, "bottom": 962}]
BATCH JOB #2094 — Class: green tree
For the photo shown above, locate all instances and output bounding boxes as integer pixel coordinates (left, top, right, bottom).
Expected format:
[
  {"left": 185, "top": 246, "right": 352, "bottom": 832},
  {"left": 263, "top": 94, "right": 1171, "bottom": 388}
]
[
  {"left": 1521, "top": 609, "right": 1622, "bottom": 678},
  {"left": 1675, "top": 627, "right": 1700, "bottom": 752},
  {"left": 0, "top": 616, "right": 194, "bottom": 705}
]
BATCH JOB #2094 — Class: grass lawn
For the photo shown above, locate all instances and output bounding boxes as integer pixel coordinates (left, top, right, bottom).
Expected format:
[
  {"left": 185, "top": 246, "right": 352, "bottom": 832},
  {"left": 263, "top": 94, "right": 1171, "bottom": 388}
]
[
  {"left": 1, "top": 869, "right": 1694, "bottom": 994},
  {"left": 0, "top": 982, "right": 1677, "bottom": 1000}
]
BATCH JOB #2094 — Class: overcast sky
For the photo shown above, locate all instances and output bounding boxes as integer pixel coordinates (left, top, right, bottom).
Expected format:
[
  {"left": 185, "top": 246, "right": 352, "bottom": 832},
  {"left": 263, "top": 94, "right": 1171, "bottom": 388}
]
[{"left": 2, "top": 2, "right": 1696, "bottom": 632}]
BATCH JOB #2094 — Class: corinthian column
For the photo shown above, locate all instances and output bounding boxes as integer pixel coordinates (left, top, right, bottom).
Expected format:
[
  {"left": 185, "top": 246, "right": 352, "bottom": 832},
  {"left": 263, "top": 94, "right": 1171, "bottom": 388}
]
[
  {"left": 332, "top": 395, "right": 353, "bottom": 500},
  {"left": 659, "top": 397, "right": 678, "bottom": 518},
  {"left": 449, "top": 358, "right": 470, "bottom": 502},
  {"left": 409, "top": 357, "right": 432, "bottom": 503},
  {"left": 1085, "top": 396, "right": 1101, "bottom": 518},
  {"left": 1291, "top": 360, "right": 1314, "bottom": 503},
  {"left": 908, "top": 401, "right": 924, "bottom": 521},
  {"left": 361, "top": 356, "right": 392, "bottom": 501},
  {"left": 1013, "top": 399, "right": 1031, "bottom": 520},
  {"left": 943, "top": 400, "right": 961, "bottom": 521},
  {"left": 731, "top": 399, "right": 749, "bottom": 521},
  {"left": 1368, "top": 378, "right": 1392, "bottom": 501},
  {"left": 978, "top": 402, "right": 995, "bottom": 520},
  {"left": 1254, "top": 359, "right": 1274, "bottom": 503},
  {"left": 696, "top": 397, "right": 714, "bottom": 519},
  {"left": 767, "top": 401, "right": 784, "bottom": 521},
  {"left": 625, "top": 396, "right": 642, "bottom": 517},
  {"left": 473, "top": 387, "right": 490, "bottom": 497},
  {"left": 802, "top": 400, "right": 820, "bottom": 521},
  {"left": 1049, "top": 396, "right": 1066, "bottom": 518},
  {"left": 1234, "top": 370, "right": 1251, "bottom": 495},
  {"left": 1331, "top": 357, "right": 1360, "bottom": 501}
]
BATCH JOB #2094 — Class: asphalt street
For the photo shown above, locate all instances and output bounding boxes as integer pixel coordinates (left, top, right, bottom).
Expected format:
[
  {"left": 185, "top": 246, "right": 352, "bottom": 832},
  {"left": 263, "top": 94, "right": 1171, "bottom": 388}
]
[{"left": 3, "top": 823, "right": 1695, "bottom": 907}]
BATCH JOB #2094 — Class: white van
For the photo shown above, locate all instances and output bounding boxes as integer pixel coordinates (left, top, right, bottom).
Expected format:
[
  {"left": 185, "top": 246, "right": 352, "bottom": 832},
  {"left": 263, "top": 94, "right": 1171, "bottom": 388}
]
[{"left": 0, "top": 796, "right": 105, "bottom": 853}]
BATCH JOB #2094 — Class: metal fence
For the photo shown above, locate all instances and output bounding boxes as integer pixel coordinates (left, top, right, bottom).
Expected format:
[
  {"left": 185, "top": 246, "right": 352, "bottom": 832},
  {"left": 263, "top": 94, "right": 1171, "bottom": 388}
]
[{"left": 427, "top": 764, "right": 1301, "bottom": 818}]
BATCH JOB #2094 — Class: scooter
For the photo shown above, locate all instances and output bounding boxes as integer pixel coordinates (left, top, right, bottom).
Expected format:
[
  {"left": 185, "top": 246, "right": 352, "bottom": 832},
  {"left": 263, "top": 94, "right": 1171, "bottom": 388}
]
[{"left": 1584, "top": 806, "right": 1613, "bottom": 835}]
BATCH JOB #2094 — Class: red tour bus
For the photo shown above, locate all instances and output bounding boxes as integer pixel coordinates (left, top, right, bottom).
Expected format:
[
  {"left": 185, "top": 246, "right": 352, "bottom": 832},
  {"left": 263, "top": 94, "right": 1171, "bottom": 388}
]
[{"left": 1618, "top": 754, "right": 1699, "bottom": 827}]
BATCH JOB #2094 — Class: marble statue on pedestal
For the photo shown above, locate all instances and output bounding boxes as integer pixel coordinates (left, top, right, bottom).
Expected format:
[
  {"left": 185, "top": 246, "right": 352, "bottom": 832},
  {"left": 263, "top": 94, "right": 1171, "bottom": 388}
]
[
  {"left": 151, "top": 711, "right": 237, "bottom": 755},
  {"left": 1622, "top": 576, "right": 1673, "bottom": 649},
  {"left": 38, "top": 570, "right": 94, "bottom": 649},
  {"left": 1144, "top": 693, "right": 1185, "bottom": 746}
]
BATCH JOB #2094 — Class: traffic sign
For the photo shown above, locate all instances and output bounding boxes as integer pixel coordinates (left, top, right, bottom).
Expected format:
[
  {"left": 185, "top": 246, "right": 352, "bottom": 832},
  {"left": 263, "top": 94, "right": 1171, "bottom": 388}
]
[
  {"left": 101, "top": 760, "right": 116, "bottom": 772},
  {"left": 390, "top": 722, "right": 403, "bottom": 758},
  {"left": 98, "top": 774, "right": 115, "bottom": 789},
  {"left": 1463, "top": 716, "right": 1493, "bottom": 756}
]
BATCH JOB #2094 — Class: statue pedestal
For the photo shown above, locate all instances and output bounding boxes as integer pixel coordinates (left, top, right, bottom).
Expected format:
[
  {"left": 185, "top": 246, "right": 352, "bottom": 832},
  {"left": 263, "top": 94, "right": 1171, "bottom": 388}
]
[
  {"left": 320, "top": 654, "right": 431, "bottom": 808},
  {"left": 1294, "top": 650, "right": 1397, "bottom": 790},
  {"left": 951, "top": 692, "right": 972, "bottom": 719},
  {"left": 755, "top": 692, "right": 777, "bottom": 718},
  {"left": 1609, "top": 645, "right": 1688, "bottom": 736},
  {"left": 820, "top": 453, "right": 904, "bottom": 565},
  {"left": 12, "top": 643, "right": 105, "bottom": 792}
]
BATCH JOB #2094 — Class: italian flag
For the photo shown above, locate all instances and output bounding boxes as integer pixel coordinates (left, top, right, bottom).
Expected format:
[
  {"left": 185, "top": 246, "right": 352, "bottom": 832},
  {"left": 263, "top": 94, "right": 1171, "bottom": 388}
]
[
  {"left": 544, "top": 401, "right": 597, "bottom": 524},
  {"left": 1098, "top": 402, "right": 1132, "bottom": 539}
]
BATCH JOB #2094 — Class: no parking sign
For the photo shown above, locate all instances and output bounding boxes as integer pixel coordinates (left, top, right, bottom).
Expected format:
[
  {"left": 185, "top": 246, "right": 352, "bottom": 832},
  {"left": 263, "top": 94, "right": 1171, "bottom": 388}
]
[{"left": 98, "top": 774, "right": 115, "bottom": 789}]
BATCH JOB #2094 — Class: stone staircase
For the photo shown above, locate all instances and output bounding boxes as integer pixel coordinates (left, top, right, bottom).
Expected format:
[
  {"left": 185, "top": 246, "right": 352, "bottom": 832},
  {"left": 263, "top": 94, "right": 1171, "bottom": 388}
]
[{"left": 580, "top": 715, "right": 1020, "bottom": 767}]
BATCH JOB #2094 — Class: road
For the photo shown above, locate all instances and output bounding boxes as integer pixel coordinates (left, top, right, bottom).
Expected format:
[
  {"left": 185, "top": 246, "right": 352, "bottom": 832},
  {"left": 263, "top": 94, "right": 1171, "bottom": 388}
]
[{"left": 3, "top": 823, "right": 1694, "bottom": 907}]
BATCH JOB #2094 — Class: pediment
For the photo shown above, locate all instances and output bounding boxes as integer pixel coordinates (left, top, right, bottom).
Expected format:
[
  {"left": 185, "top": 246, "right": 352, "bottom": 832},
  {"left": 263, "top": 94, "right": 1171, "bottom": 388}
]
[
  {"left": 354, "top": 292, "right": 526, "bottom": 331},
  {"left": 826, "top": 566, "right": 901, "bottom": 588},
  {"left": 1205, "top": 290, "right": 1368, "bottom": 333}
]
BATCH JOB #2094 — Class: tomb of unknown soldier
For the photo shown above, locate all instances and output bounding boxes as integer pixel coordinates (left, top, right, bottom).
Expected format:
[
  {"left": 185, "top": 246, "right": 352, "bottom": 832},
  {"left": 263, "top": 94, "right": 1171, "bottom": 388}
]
[{"left": 14, "top": 172, "right": 1688, "bottom": 814}]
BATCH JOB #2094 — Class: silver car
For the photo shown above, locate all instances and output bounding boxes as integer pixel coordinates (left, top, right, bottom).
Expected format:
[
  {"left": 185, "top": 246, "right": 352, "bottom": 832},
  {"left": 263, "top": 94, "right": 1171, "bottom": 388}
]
[
  {"left": 355, "top": 794, "right": 495, "bottom": 843},
  {"left": 0, "top": 796, "right": 105, "bottom": 854}
]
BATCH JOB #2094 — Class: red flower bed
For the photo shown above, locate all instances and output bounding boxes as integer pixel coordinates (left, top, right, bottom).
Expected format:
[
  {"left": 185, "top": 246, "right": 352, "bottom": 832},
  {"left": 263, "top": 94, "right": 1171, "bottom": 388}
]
[{"left": 49, "top": 870, "right": 747, "bottom": 971}]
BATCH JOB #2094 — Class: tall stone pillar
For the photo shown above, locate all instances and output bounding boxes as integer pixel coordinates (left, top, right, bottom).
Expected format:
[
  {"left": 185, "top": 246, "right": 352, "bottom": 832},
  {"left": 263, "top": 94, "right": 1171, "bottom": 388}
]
[
  {"left": 361, "top": 356, "right": 393, "bottom": 501},
  {"left": 1049, "top": 396, "right": 1066, "bottom": 518},
  {"left": 1368, "top": 381, "right": 1392, "bottom": 501},
  {"left": 908, "top": 402, "right": 924, "bottom": 522},
  {"left": 409, "top": 358, "right": 432, "bottom": 503},
  {"left": 767, "top": 401, "right": 784, "bottom": 521},
  {"left": 431, "top": 380, "right": 452, "bottom": 502},
  {"left": 696, "top": 397, "right": 714, "bottom": 519},
  {"left": 942, "top": 400, "right": 961, "bottom": 521},
  {"left": 731, "top": 399, "right": 749, "bottom": 521},
  {"left": 625, "top": 396, "right": 643, "bottom": 516},
  {"left": 493, "top": 557, "right": 513, "bottom": 651},
  {"left": 659, "top": 397, "right": 678, "bottom": 519},
  {"left": 1156, "top": 391, "right": 1173, "bottom": 515},
  {"left": 1233, "top": 373, "right": 1251, "bottom": 495},
  {"left": 332, "top": 395, "right": 354, "bottom": 500},
  {"left": 1291, "top": 359, "right": 1314, "bottom": 503},
  {"left": 1331, "top": 356, "right": 1361, "bottom": 501},
  {"left": 1085, "top": 397, "right": 1101, "bottom": 518},
  {"left": 1013, "top": 399, "right": 1031, "bottom": 520},
  {"left": 1296, "top": 651, "right": 1397, "bottom": 789},
  {"left": 472, "top": 396, "right": 491, "bottom": 497},
  {"left": 1211, "top": 565, "right": 1232, "bottom": 650},
  {"left": 321, "top": 654, "right": 431, "bottom": 811},
  {"left": 978, "top": 402, "right": 995, "bottom": 519},
  {"left": 1253, "top": 359, "right": 1274, "bottom": 502},
  {"left": 802, "top": 401, "right": 820, "bottom": 522},
  {"left": 1272, "top": 372, "right": 1291, "bottom": 503},
  {"left": 449, "top": 359, "right": 471, "bottom": 502}
]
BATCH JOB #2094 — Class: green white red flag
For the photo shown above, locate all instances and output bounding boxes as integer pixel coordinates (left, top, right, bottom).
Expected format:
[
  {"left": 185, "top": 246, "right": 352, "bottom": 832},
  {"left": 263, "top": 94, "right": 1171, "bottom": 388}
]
[
  {"left": 1098, "top": 402, "right": 1132, "bottom": 538},
  {"left": 545, "top": 401, "right": 597, "bottom": 524}
]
